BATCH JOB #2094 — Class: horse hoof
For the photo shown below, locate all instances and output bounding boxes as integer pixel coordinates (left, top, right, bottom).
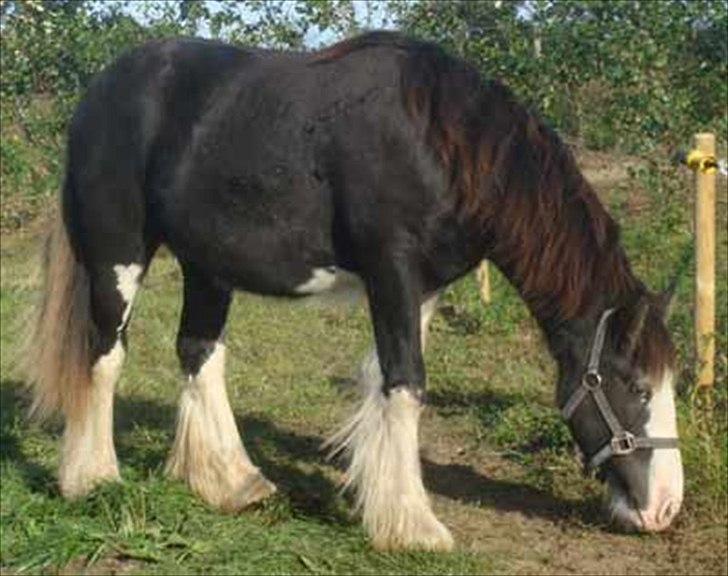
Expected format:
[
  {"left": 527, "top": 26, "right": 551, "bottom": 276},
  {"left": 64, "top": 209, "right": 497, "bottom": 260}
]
[
  {"left": 370, "top": 513, "right": 455, "bottom": 552},
  {"left": 221, "top": 472, "right": 277, "bottom": 513},
  {"left": 59, "top": 464, "right": 121, "bottom": 500}
]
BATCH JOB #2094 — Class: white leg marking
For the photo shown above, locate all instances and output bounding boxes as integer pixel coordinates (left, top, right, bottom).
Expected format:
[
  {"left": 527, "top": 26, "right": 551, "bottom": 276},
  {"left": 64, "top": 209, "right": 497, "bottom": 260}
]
[
  {"left": 113, "top": 263, "right": 143, "bottom": 330},
  {"left": 59, "top": 340, "right": 124, "bottom": 498},
  {"left": 358, "top": 348, "right": 383, "bottom": 395},
  {"left": 330, "top": 294, "right": 450, "bottom": 551},
  {"left": 166, "top": 343, "right": 276, "bottom": 511},
  {"left": 419, "top": 293, "right": 440, "bottom": 352},
  {"left": 326, "top": 387, "right": 453, "bottom": 551}
]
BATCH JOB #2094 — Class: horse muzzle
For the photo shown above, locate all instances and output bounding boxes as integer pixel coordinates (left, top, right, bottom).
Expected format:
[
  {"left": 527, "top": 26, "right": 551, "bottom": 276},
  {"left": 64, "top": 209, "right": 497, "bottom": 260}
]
[{"left": 607, "top": 486, "right": 682, "bottom": 532}]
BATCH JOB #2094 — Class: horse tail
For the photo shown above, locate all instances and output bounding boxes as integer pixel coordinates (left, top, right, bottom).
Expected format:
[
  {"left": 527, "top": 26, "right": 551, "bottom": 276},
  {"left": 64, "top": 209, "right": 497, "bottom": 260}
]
[{"left": 22, "top": 181, "right": 94, "bottom": 422}]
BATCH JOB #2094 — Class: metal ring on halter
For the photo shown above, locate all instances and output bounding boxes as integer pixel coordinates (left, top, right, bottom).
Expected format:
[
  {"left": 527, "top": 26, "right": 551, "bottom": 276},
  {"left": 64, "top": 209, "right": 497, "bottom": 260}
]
[{"left": 582, "top": 371, "right": 602, "bottom": 390}]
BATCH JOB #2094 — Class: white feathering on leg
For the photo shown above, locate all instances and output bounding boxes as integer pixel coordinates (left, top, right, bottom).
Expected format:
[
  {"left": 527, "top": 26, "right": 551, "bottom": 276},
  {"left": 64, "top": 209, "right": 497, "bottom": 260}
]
[
  {"left": 166, "top": 343, "right": 276, "bottom": 511},
  {"left": 326, "top": 293, "right": 451, "bottom": 550},
  {"left": 325, "top": 386, "right": 453, "bottom": 551}
]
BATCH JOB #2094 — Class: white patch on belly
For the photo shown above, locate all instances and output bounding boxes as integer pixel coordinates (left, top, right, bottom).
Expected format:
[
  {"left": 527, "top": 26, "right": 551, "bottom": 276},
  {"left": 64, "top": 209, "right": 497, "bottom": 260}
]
[
  {"left": 113, "top": 263, "right": 143, "bottom": 330},
  {"left": 295, "top": 267, "right": 338, "bottom": 294},
  {"left": 295, "top": 267, "right": 367, "bottom": 306}
]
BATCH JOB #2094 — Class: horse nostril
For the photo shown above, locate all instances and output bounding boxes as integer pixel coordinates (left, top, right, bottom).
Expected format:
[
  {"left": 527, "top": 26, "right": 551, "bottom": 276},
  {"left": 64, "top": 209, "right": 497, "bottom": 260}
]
[{"left": 656, "top": 499, "right": 678, "bottom": 528}]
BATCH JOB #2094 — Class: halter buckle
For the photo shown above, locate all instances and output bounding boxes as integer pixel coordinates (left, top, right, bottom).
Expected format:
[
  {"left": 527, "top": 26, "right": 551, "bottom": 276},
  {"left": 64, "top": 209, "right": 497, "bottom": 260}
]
[
  {"left": 582, "top": 371, "right": 602, "bottom": 390},
  {"left": 610, "top": 432, "right": 636, "bottom": 456}
]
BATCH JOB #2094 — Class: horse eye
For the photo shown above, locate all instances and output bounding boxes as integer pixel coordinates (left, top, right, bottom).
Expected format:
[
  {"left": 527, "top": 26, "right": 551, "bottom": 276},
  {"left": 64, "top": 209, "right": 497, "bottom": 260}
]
[{"left": 628, "top": 382, "right": 650, "bottom": 404}]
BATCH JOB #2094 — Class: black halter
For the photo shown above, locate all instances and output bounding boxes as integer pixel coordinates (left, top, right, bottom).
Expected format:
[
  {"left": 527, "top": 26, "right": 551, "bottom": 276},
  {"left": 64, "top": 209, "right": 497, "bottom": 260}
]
[{"left": 561, "top": 309, "right": 679, "bottom": 471}]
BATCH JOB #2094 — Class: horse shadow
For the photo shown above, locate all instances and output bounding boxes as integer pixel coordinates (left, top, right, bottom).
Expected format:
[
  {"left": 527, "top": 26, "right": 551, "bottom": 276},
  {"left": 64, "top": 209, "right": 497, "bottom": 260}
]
[
  {"left": 112, "top": 393, "right": 348, "bottom": 524},
  {"left": 0, "top": 380, "right": 58, "bottom": 496},
  {"left": 0, "top": 377, "right": 603, "bottom": 528}
]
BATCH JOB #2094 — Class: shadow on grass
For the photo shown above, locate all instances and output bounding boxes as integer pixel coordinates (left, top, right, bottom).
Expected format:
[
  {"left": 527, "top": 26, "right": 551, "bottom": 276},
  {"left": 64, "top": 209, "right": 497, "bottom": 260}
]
[
  {"left": 0, "top": 380, "right": 57, "bottom": 495},
  {"left": 423, "top": 460, "right": 602, "bottom": 526},
  {"left": 1, "top": 379, "right": 602, "bottom": 528},
  {"left": 107, "top": 392, "right": 348, "bottom": 524},
  {"left": 427, "top": 387, "right": 521, "bottom": 415}
]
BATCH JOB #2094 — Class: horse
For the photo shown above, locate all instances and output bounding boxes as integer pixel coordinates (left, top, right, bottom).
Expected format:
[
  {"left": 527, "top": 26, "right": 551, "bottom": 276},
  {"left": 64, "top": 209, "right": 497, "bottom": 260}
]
[{"left": 23, "top": 31, "right": 683, "bottom": 552}]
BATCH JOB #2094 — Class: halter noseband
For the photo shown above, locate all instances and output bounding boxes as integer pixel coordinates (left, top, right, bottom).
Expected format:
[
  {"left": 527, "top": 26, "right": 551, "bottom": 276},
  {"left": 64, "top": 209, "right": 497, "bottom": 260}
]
[{"left": 561, "top": 308, "right": 679, "bottom": 471}]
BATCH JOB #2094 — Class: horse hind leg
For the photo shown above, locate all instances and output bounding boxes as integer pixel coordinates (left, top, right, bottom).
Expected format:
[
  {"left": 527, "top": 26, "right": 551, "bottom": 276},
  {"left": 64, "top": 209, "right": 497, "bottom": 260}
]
[
  {"left": 59, "top": 260, "right": 144, "bottom": 498},
  {"left": 165, "top": 266, "right": 276, "bottom": 512}
]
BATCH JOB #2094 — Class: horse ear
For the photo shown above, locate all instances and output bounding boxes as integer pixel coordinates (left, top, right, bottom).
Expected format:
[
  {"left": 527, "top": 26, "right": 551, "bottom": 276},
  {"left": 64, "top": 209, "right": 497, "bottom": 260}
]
[
  {"left": 654, "top": 272, "right": 680, "bottom": 322},
  {"left": 654, "top": 288, "right": 676, "bottom": 322},
  {"left": 623, "top": 296, "right": 650, "bottom": 357}
]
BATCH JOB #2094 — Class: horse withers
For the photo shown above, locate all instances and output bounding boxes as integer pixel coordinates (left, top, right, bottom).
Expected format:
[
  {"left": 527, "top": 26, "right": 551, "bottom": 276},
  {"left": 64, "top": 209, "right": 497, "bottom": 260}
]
[{"left": 23, "top": 32, "right": 683, "bottom": 551}]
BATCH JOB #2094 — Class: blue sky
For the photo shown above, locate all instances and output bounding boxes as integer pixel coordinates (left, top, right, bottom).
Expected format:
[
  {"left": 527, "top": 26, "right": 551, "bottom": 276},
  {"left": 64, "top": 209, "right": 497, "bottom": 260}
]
[{"left": 110, "top": 0, "right": 394, "bottom": 46}]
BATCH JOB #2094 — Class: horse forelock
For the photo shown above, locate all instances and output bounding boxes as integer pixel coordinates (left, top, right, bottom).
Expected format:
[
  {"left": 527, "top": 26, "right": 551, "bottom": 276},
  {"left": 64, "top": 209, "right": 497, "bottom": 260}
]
[{"left": 613, "top": 307, "right": 676, "bottom": 389}]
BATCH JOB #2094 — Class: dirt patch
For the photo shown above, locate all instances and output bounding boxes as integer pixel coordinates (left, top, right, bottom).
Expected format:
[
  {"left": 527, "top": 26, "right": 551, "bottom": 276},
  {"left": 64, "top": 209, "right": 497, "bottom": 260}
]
[
  {"left": 417, "top": 409, "right": 727, "bottom": 576},
  {"left": 60, "top": 557, "right": 142, "bottom": 576},
  {"left": 575, "top": 148, "right": 642, "bottom": 191}
]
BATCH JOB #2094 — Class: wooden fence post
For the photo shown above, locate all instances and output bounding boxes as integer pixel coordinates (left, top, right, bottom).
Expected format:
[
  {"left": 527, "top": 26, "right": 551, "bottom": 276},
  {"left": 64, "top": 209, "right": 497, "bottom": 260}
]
[
  {"left": 477, "top": 261, "right": 491, "bottom": 304},
  {"left": 693, "top": 133, "right": 716, "bottom": 388}
]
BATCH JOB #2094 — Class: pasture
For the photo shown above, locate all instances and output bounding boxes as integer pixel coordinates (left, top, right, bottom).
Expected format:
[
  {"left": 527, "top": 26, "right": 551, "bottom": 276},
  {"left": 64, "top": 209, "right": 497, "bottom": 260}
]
[{"left": 1, "top": 149, "right": 726, "bottom": 574}]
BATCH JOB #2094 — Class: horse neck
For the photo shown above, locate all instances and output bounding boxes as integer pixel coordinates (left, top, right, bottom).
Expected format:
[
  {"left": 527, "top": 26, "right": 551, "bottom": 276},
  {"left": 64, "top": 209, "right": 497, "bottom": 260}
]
[{"left": 476, "top": 123, "right": 642, "bottom": 340}]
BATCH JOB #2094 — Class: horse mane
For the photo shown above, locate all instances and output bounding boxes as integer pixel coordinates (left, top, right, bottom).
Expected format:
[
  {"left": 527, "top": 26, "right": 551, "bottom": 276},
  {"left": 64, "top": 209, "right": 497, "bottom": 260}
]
[
  {"left": 311, "top": 33, "right": 671, "bottom": 378},
  {"left": 395, "top": 37, "right": 639, "bottom": 322},
  {"left": 310, "top": 30, "right": 413, "bottom": 64}
]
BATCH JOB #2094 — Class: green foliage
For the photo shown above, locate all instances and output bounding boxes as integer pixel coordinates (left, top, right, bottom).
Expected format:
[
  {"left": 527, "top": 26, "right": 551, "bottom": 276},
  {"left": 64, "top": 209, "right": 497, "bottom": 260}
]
[
  {"left": 0, "top": 3, "right": 726, "bottom": 572},
  {"left": 0, "top": 1, "right": 363, "bottom": 226},
  {"left": 1, "top": 0, "right": 725, "bottom": 227},
  {"left": 393, "top": 0, "right": 727, "bottom": 152},
  {"left": 1, "top": 184, "right": 725, "bottom": 570}
]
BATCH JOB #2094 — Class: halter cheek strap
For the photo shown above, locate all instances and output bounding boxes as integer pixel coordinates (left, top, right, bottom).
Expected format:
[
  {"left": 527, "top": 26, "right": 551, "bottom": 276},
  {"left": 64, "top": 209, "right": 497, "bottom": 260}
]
[{"left": 561, "top": 308, "right": 679, "bottom": 471}]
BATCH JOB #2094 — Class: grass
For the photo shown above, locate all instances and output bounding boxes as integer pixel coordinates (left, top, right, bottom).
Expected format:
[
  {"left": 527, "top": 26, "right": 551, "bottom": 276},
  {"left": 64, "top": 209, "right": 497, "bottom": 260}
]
[{"left": 0, "top": 152, "right": 726, "bottom": 574}]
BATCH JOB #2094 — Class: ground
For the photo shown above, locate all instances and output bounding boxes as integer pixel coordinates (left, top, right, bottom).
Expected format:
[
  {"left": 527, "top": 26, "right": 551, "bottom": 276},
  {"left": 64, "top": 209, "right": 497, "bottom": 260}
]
[{"left": 1, "top": 151, "right": 726, "bottom": 575}]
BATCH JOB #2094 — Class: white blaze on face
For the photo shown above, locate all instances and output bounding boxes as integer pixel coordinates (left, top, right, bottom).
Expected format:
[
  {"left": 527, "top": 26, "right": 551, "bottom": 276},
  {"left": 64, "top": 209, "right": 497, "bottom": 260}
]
[
  {"left": 609, "top": 370, "right": 683, "bottom": 532},
  {"left": 641, "top": 370, "right": 683, "bottom": 530}
]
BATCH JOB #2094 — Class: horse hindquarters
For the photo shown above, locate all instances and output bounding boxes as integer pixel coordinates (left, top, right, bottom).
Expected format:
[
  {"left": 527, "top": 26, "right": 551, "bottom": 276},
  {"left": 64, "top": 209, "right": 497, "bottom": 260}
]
[{"left": 23, "top": 172, "right": 149, "bottom": 497}]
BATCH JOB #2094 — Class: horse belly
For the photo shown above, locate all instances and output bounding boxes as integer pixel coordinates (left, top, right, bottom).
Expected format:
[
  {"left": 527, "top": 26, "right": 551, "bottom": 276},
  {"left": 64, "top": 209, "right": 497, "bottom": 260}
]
[{"left": 162, "top": 203, "right": 363, "bottom": 298}]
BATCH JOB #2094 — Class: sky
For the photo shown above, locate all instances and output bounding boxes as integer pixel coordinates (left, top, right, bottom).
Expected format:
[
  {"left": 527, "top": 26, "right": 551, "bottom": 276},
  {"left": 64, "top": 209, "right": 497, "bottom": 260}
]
[{"left": 110, "top": 0, "right": 394, "bottom": 46}]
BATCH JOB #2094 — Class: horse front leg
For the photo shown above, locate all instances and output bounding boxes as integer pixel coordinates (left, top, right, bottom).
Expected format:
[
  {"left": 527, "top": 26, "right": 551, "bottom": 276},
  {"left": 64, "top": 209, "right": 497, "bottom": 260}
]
[{"left": 327, "top": 262, "right": 453, "bottom": 551}]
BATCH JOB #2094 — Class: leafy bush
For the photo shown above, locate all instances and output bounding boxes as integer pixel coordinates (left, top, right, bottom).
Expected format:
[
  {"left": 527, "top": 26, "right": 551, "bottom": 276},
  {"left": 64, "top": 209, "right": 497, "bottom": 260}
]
[
  {"left": 394, "top": 0, "right": 727, "bottom": 153},
  {"left": 0, "top": 0, "right": 725, "bottom": 227}
]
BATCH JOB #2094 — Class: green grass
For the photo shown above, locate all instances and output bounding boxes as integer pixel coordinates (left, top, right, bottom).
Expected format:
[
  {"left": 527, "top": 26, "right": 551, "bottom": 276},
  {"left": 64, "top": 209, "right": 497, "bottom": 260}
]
[{"left": 1, "top": 156, "right": 726, "bottom": 574}]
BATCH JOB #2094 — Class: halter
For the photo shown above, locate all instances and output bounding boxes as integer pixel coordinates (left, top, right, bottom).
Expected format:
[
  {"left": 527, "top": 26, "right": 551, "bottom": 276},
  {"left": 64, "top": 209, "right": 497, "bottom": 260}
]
[{"left": 561, "top": 308, "right": 679, "bottom": 471}]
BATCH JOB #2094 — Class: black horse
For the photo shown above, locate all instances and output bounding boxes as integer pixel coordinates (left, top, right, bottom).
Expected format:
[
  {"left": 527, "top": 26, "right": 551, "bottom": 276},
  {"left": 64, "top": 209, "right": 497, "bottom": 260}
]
[{"left": 24, "top": 32, "right": 682, "bottom": 551}]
